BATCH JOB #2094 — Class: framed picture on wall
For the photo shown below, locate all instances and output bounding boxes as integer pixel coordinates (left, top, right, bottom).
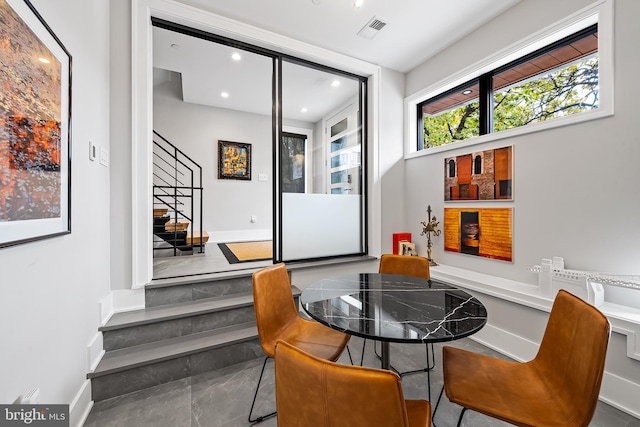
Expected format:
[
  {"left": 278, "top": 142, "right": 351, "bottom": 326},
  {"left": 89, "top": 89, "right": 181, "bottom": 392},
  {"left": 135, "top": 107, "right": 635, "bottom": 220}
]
[
  {"left": 444, "top": 145, "right": 513, "bottom": 201},
  {"left": 218, "top": 140, "right": 252, "bottom": 180},
  {"left": 444, "top": 207, "right": 513, "bottom": 262},
  {"left": 0, "top": 0, "right": 72, "bottom": 248}
]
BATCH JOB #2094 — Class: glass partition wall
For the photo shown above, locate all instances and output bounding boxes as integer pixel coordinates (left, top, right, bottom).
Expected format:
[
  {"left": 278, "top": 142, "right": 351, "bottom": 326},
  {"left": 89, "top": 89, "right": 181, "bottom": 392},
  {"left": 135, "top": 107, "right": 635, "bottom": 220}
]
[
  {"left": 152, "top": 19, "right": 367, "bottom": 271},
  {"left": 278, "top": 60, "right": 366, "bottom": 261}
]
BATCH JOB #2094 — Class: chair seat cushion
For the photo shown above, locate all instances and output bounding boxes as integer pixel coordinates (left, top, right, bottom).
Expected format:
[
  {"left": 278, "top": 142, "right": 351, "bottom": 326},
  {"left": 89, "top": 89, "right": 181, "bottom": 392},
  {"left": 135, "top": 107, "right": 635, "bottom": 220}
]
[
  {"left": 272, "top": 317, "right": 350, "bottom": 361},
  {"left": 443, "top": 346, "right": 572, "bottom": 427},
  {"left": 405, "top": 400, "right": 431, "bottom": 427}
]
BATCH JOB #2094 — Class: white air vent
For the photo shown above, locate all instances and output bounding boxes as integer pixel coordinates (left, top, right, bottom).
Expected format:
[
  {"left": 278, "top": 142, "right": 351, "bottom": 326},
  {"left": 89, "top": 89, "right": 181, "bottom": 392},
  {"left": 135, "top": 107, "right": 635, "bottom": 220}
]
[{"left": 357, "top": 16, "right": 388, "bottom": 39}]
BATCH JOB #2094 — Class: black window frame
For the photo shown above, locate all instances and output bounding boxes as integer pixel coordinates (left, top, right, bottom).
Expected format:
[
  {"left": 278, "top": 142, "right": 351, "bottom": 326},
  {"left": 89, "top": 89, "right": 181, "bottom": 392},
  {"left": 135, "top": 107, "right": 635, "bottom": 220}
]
[{"left": 417, "top": 23, "right": 598, "bottom": 151}]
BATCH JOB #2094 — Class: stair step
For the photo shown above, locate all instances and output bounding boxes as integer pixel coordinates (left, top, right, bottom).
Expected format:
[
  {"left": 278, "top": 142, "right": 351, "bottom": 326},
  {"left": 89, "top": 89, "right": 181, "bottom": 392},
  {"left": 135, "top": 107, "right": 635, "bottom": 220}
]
[
  {"left": 100, "top": 293, "right": 256, "bottom": 351},
  {"left": 88, "top": 323, "right": 263, "bottom": 401},
  {"left": 102, "top": 292, "right": 255, "bottom": 332},
  {"left": 89, "top": 322, "right": 258, "bottom": 379},
  {"left": 145, "top": 272, "right": 257, "bottom": 307}
]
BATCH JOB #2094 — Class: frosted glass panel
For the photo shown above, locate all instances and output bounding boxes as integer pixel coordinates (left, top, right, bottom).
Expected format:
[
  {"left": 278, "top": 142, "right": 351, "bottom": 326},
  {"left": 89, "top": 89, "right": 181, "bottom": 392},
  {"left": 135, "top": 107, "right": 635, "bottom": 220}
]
[{"left": 282, "top": 193, "right": 361, "bottom": 260}]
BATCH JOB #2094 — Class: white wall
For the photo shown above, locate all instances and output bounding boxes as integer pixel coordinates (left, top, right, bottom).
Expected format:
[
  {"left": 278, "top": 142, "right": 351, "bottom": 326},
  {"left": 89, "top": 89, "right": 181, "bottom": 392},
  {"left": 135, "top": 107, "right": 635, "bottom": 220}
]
[
  {"left": 153, "top": 79, "right": 274, "bottom": 240},
  {"left": 378, "top": 67, "right": 407, "bottom": 254},
  {"left": 402, "top": 0, "right": 640, "bottom": 416},
  {"left": 0, "top": 0, "right": 111, "bottom": 424},
  {"left": 404, "top": 0, "right": 640, "bottom": 284}
]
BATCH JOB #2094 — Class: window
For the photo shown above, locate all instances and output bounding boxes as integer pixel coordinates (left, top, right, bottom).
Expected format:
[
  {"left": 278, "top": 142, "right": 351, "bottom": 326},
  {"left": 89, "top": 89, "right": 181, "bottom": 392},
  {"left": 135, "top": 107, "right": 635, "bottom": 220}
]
[
  {"left": 416, "top": 22, "right": 602, "bottom": 151},
  {"left": 474, "top": 155, "right": 482, "bottom": 175}
]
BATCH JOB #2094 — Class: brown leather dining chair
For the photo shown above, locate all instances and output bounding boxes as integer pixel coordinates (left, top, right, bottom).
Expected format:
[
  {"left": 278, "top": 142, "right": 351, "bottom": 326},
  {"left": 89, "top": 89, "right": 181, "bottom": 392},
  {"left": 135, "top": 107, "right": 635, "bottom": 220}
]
[
  {"left": 275, "top": 339, "right": 432, "bottom": 427},
  {"left": 249, "top": 263, "right": 351, "bottom": 423},
  {"left": 369, "top": 254, "right": 435, "bottom": 383},
  {"left": 439, "top": 289, "right": 610, "bottom": 427}
]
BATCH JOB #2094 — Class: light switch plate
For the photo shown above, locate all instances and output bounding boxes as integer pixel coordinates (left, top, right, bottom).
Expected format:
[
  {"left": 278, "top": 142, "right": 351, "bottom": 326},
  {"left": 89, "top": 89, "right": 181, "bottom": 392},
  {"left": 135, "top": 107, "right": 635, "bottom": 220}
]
[{"left": 99, "top": 146, "right": 109, "bottom": 167}]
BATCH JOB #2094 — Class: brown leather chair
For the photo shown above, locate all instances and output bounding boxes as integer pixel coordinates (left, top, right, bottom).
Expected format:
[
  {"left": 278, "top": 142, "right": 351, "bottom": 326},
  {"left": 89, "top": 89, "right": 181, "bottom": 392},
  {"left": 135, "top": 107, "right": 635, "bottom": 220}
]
[
  {"left": 440, "top": 289, "right": 610, "bottom": 427},
  {"left": 275, "top": 339, "right": 432, "bottom": 427},
  {"left": 369, "top": 254, "right": 435, "bottom": 395},
  {"left": 249, "top": 263, "right": 351, "bottom": 423}
]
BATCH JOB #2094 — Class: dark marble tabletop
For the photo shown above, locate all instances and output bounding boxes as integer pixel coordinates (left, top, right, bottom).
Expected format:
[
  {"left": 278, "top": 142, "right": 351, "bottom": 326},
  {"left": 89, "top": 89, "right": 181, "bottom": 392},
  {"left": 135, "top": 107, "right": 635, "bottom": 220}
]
[{"left": 301, "top": 273, "right": 487, "bottom": 344}]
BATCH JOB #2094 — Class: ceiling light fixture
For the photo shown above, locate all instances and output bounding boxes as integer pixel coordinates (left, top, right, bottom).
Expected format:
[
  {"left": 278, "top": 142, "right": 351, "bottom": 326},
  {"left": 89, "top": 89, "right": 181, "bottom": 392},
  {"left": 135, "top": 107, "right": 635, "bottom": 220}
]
[
  {"left": 231, "top": 52, "right": 242, "bottom": 61},
  {"left": 354, "top": 0, "right": 364, "bottom": 8},
  {"left": 462, "top": 89, "right": 473, "bottom": 95},
  {"left": 331, "top": 80, "right": 340, "bottom": 87},
  {"left": 221, "top": 91, "right": 229, "bottom": 98},
  {"left": 301, "top": 107, "right": 308, "bottom": 113}
]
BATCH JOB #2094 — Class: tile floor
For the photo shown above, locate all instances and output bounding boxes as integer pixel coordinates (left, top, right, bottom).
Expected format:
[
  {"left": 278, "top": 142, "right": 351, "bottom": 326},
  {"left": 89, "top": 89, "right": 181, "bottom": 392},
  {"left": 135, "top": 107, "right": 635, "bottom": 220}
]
[
  {"left": 153, "top": 242, "right": 271, "bottom": 280},
  {"left": 84, "top": 336, "right": 640, "bottom": 427}
]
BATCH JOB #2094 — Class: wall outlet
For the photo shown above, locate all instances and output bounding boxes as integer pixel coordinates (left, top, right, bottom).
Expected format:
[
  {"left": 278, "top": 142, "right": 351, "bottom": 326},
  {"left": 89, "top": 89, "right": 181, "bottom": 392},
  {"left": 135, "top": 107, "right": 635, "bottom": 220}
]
[
  {"left": 89, "top": 140, "right": 97, "bottom": 161},
  {"left": 258, "top": 173, "right": 268, "bottom": 181}
]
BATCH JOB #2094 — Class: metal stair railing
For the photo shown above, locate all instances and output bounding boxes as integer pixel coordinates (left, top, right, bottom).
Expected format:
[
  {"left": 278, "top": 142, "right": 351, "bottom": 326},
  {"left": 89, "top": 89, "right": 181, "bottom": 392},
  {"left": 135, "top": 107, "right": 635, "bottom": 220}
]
[{"left": 152, "top": 130, "right": 204, "bottom": 256}]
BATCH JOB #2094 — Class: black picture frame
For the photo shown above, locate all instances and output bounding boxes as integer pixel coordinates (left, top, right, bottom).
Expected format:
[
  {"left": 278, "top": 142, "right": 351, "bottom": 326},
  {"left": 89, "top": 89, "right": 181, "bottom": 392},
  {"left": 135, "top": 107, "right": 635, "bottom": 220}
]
[
  {"left": 217, "top": 140, "right": 251, "bottom": 181},
  {"left": 0, "top": 0, "right": 72, "bottom": 248}
]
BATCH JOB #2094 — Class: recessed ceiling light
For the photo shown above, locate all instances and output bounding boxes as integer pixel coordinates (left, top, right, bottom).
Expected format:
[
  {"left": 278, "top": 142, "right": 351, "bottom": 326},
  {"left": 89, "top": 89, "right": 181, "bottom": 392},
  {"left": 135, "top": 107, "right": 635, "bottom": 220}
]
[
  {"left": 38, "top": 57, "right": 50, "bottom": 64},
  {"left": 354, "top": 0, "right": 364, "bottom": 8},
  {"left": 301, "top": 107, "right": 308, "bottom": 113},
  {"left": 331, "top": 80, "right": 340, "bottom": 87},
  {"left": 462, "top": 89, "right": 473, "bottom": 95},
  {"left": 221, "top": 91, "right": 229, "bottom": 98},
  {"left": 231, "top": 52, "right": 242, "bottom": 61}
]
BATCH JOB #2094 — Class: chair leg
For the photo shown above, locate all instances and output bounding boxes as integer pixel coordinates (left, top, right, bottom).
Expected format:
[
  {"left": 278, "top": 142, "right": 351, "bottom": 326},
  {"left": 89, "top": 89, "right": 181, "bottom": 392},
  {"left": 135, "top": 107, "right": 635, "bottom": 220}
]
[
  {"left": 248, "top": 357, "right": 277, "bottom": 424},
  {"left": 433, "top": 385, "right": 445, "bottom": 419},
  {"left": 346, "top": 345, "right": 354, "bottom": 365},
  {"left": 456, "top": 408, "right": 468, "bottom": 427},
  {"left": 360, "top": 339, "right": 366, "bottom": 366}
]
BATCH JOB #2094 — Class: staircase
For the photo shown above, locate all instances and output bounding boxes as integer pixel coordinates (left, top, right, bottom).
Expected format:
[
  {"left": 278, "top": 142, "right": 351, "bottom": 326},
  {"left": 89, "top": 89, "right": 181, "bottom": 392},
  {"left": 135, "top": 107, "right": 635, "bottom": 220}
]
[
  {"left": 88, "top": 272, "right": 301, "bottom": 401},
  {"left": 153, "top": 131, "right": 204, "bottom": 256}
]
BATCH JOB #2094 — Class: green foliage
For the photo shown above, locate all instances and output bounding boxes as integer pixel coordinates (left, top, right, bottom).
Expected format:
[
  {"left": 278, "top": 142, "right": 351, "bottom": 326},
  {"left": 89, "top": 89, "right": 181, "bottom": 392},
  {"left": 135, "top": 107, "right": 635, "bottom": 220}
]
[{"left": 422, "top": 57, "right": 599, "bottom": 149}]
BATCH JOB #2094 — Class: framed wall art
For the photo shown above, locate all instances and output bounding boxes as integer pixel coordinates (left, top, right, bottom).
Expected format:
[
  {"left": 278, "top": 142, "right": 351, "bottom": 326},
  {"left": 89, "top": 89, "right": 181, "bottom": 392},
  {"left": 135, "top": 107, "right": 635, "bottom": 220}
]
[
  {"left": 444, "top": 145, "right": 513, "bottom": 201},
  {"left": 218, "top": 140, "right": 251, "bottom": 181},
  {"left": 0, "top": 0, "right": 72, "bottom": 248},
  {"left": 444, "top": 207, "right": 513, "bottom": 262}
]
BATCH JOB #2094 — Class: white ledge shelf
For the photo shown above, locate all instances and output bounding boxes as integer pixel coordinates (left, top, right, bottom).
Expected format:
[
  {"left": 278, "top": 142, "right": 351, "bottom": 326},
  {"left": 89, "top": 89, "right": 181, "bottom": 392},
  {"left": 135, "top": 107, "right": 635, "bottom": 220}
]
[{"left": 430, "top": 264, "right": 640, "bottom": 362}]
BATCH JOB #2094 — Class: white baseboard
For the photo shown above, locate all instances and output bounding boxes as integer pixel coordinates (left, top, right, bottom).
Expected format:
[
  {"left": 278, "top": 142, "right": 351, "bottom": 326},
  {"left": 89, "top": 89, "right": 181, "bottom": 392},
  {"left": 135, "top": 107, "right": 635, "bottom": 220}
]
[
  {"left": 210, "top": 229, "right": 271, "bottom": 243},
  {"left": 600, "top": 371, "right": 640, "bottom": 419},
  {"left": 87, "top": 332, "right": 104, "bottom": 372},
  {"left": 470, "top": 321, "right": 640, "bottom": 418},
  {"left": 69, "top": 379, "right": 93, "bottom": 427}
]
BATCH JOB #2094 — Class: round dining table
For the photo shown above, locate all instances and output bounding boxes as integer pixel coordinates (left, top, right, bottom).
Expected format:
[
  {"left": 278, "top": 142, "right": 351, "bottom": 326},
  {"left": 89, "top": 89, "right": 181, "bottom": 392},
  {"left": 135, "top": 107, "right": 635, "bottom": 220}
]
[{"left": 300, "top": 272, "right": 488, "bottom": 399}]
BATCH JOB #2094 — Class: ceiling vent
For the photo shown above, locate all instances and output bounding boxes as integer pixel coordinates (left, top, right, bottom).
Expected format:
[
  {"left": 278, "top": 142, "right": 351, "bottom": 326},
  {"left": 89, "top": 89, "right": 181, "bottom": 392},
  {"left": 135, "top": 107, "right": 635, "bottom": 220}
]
[{"left": 357, "top": 16, "right": 387, "bottom": 39}]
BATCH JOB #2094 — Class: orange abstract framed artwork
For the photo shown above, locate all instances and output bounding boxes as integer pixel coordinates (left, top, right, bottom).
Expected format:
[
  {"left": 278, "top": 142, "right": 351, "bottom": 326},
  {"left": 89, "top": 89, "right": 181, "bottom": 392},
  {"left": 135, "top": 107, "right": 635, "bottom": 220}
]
[
  {"left": 444, "top": 208, "right": 513, "bottom": 262},
  {"left": 0, "top": 0, "right": 72, "bottom": 248},
  {"left": 218, "top": 140, "right": 251, "bottom": 181}
]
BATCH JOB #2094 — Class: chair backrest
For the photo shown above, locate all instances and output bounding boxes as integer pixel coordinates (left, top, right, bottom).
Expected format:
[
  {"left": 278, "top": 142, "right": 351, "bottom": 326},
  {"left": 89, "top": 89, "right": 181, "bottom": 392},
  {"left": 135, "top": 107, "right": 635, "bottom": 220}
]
[
  {"left": 379, "top": 253, "right": 430, "bottom": 280},
  {"left": 252, "top": 263, "right": 299, "bottom": 357},
  {"left": 533, "top": 289, "right": 611, "bottom": 427},
  {"left": 275, "top": 340, "right": 411, "bottom": 427}
]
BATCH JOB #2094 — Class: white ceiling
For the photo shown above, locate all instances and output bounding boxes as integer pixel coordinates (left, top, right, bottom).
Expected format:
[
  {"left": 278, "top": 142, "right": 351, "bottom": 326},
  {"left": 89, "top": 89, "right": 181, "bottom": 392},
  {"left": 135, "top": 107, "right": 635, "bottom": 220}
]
[
  {"left": 173, "top": 0, "right": 522, "bottom": 73},
  {"left": 153, "top": 0, "right": 522, "bottom": 123}
]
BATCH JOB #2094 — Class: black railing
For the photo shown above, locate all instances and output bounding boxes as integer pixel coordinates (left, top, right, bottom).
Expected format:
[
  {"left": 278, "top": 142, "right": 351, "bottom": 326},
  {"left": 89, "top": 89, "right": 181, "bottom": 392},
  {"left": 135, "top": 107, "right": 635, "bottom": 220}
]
[{"left": 152, "top": 130, "right": 204, "bottom": 256}]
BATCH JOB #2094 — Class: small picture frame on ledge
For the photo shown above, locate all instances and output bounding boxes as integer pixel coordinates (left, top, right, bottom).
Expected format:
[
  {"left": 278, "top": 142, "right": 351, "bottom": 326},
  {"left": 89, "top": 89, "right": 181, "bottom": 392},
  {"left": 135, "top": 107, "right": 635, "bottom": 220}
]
[{"left": 218, "top": 140, "right": 251, "bottom": 181}]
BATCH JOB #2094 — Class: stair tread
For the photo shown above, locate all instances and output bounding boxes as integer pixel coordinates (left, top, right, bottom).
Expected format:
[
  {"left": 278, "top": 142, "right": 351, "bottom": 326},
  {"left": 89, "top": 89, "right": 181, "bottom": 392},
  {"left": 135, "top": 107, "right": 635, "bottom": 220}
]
[
  {"left": 101, "top": 293, "right": 252, "bottom": 331},
  {"left": 89, "top": 322, "right": 258, "bottom": 378},
  {"left": 101, "top": 286, "right": 301, "bottom": 331}
]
